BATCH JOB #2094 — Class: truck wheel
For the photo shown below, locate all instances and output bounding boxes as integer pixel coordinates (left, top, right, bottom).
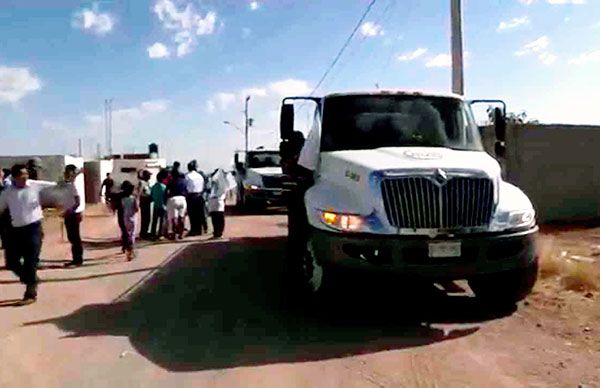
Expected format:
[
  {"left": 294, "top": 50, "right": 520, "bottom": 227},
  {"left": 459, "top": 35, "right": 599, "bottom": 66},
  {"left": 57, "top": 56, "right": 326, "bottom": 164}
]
[
  {"left": 302, "top": 242, "right": 328, "bottom": 294},
  {"left": 469, "top": 259, "right": 538, "bottom": 306}
]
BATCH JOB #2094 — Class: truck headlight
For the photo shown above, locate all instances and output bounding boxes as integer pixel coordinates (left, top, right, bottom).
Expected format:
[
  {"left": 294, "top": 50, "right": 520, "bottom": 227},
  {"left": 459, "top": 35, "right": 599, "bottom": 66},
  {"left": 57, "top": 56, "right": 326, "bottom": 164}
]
[
  {"left": 320, "top": 211, "right": 363, "bottom": 232},
  {"left": 508, "top": 209, "right": 536, "bottom": 229},
  {"left": 244, "top": 183, "right": 261, "bottom": 191}
]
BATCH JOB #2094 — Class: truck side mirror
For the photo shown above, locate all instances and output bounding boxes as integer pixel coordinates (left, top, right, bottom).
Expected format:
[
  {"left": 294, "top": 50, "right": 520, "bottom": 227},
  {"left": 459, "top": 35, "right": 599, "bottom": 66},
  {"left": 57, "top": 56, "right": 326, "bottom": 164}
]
[
  {"left": 494, "top": 141, "right": 506, "bottom": 158},
  {"left": 493, "top": 107, "right": 506, "bottom": 142},
  {"left": 280, "top": 103, "right": 294, "bottom": 140}
]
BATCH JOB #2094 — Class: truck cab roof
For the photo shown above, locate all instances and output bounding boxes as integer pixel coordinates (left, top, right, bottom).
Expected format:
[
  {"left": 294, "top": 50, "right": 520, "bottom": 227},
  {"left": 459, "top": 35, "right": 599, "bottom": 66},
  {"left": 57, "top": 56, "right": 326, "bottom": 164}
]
[{"left": 322, "top": 90, "right": 465, "bottom": 100}]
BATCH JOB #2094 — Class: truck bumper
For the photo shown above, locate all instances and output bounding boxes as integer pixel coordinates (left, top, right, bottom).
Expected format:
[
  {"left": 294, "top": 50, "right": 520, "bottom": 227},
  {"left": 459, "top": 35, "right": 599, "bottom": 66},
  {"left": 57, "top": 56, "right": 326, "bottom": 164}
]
[
  {"left": 310, "top": 226, "right": 538, "bottom": 280},
  {"left": 246, "top": 189, "right": 287, "bottom": 206}
]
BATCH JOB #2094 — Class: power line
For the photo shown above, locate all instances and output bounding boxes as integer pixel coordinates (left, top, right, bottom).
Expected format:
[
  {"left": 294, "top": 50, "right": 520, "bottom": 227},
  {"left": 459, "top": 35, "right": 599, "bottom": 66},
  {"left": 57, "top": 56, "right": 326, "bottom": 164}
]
[{"left": 309, "top": 0, "right": 379, "bottom": 96}]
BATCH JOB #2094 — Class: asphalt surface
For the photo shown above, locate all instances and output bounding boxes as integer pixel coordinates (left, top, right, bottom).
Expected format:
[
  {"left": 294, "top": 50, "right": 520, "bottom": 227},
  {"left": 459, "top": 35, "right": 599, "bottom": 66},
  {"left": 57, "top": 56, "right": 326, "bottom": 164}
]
[{"left": 0, "top": 209, "right": 599, "bottom": 387}]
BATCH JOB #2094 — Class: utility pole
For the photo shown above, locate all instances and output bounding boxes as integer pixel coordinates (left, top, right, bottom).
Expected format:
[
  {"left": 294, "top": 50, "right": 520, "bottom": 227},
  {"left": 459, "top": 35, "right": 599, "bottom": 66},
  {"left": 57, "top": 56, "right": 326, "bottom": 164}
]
[
  {"left": 451, "top": 0, "right": 464, "bottom": 95},
  {"left": 78, "top": 138, "right": 83, "bottom": 157},
  {"left": 108, "top": 98, "right": 113, "bottom": 157},
  {"left": 104, "top": 98, "right": 113, "bottom": 157},
  {"left": 244, "top": 95, "right": 251, "bottom": 153}
]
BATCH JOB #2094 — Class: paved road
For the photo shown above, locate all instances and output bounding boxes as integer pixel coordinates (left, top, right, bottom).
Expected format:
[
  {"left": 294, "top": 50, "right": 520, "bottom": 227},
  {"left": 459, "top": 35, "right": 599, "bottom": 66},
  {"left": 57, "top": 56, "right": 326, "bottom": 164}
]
[{"left": 0, "top": 210, "right": 598, "bottom": 387}]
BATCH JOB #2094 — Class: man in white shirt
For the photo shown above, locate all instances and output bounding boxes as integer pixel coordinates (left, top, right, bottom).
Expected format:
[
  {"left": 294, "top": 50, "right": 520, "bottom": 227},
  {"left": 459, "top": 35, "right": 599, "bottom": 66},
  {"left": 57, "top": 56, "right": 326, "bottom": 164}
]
[
  {"left": 0, "top": 164, "right": 56, "bottom": 304},
  {"left": 62, "top": 164, "right": 85, "bottom": 267},
  {"left": 185, "top": 160, "right": 207, "bottom": 236}
]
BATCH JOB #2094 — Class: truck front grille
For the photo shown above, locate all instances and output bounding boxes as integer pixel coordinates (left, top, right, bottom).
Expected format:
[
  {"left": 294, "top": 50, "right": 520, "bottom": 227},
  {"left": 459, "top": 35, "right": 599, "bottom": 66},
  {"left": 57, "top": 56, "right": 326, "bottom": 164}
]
[
  {"left": 261, "top": 175, "right": 283, "bottom": 188},
  {"left": 381, "top": 176, "right": 494, "bottom": 229}
]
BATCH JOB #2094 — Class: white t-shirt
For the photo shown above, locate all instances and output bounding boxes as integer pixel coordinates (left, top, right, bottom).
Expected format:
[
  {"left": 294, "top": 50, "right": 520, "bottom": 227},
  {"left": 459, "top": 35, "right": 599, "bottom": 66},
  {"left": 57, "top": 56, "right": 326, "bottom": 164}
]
[
  {"left": 58, "top": 181, "right": 84, "bottom": 214},
  {"left": 0, "top": 180, "right": 56, "bottom": 227},
  {"left": 185, "top": 171, "right": 205, "bottom": 194}
]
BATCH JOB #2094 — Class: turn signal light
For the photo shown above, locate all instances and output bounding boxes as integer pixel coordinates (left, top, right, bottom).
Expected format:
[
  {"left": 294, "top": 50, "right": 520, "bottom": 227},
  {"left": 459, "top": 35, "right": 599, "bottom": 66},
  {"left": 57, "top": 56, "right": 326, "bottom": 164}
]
[{"left": 320, "top": 211, "right": 362, "bottom": 232}]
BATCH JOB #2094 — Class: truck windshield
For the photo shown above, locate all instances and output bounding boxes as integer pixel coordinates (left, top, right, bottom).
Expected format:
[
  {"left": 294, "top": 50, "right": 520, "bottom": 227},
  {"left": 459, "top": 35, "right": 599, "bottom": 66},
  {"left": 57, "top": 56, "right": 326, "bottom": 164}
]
[
  {"left": 247, "top": 152, "right": 282, "bottom": 168},
  {"left": 320, "top": 95, "right": 483, "bottom": 152}
]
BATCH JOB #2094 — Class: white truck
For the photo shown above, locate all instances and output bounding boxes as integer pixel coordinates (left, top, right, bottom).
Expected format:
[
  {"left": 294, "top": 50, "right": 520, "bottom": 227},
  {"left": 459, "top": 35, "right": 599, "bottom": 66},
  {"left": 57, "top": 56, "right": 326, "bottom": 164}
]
[
  {"left": 280, "top": 91, "right": 538, "bottom": 305},
  {"left": 234, "top": 150, "right": 286, "bottom": 210}
]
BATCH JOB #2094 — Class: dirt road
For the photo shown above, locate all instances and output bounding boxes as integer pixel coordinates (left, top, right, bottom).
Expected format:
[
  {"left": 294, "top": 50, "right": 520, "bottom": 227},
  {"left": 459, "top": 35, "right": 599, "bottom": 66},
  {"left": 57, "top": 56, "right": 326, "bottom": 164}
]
[{"left": 0, "top": 210, "right": 598, "bottom": 387}]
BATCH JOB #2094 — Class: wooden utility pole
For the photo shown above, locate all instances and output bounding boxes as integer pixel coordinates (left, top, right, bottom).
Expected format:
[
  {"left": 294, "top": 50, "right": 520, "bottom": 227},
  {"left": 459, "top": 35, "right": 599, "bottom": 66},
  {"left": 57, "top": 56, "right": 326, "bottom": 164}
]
[
  {"left": 451, "top": 0, "right": 464, "bottom": 95},
  {"left": 244, "top": 96, "right": 251, "bottom": 153}
]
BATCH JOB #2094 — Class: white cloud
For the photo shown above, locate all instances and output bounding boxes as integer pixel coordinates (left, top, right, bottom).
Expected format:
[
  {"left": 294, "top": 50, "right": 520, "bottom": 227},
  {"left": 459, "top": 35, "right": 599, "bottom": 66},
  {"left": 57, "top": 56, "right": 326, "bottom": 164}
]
[
  {"left": 520, "top": 0, "right": 586, "bottom": 3},
  {"left": 72, "top": 3, "right": 114, "bottom": 36},
  {"left": 0, "top": 66, "right": 42, "bottom": 104},
  {"left": 216, "top": 93, "right": 236, "bottom": 109},
  {"left": 515, "top": 36, "right": 557, "bottom": 65},
  {"left": 359, "top": 22, "right": 384, "bottom": 37},
  {"left": 538, "top": 51, "right": 558, "bottom": 65},
  {"left": 147, "top": 42, "right": 170, "bottom": 59},
  {"left": 547, "top": 0, "right": 585, "bottom": 4},
  {"left": 152, "top": 0, "right": 218, "bottom": 58},
  {"left": 206, "top": 100, "right": 216, "bottom": 113},
  {"left": 140, "top": 99, "right": 170, "bottom": 113},
  {"left": 591, "top": 21, "right": 600, "bottom": 29},
  {"left": 397, "top": 48, "right": 428, "bottom": 62},
  {"left": 249, "top": 1, "right": 260, "bottom": 11},
  {"left": 196, "top": 11, "right": 216, "bottom": 35},
  {"left": 568, "top": 50, "right": 600, "bottom": 65},
  {"left": 515, "top": 36, "right": 550, "bottom": 56},
  {"left": 241, "top": 88, "right": 268, "bottom": 97},
  {"left": 174, "top": 30, "right": 194, "bottom": 57},
  {"left": 425, "top": 54, "right": 452, "bottom": 68},
  {"left": 242, "top": 28, "right": 252, "bottom": 39},
  {"left": 497, "top": 16, "right": 530, "bottom": 32},
  {"left": 269, "top": 79, "right": 311, "bottom": 96},
  {"left": 85, "top": 114, "right": 103, "bottom": 125}
]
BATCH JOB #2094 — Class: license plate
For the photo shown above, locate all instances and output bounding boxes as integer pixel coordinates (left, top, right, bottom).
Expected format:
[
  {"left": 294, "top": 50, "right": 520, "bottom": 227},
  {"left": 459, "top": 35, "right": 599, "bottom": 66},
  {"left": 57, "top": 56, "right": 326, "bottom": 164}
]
[{"left": 428, "top": 242, "right": 462, "bottom": 258}]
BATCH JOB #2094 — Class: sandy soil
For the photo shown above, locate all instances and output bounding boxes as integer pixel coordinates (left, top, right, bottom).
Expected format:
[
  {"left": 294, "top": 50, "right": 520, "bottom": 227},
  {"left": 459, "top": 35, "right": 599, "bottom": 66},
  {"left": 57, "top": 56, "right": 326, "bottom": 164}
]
[{"left": 0, "top": 208, "right": 598, "bottom": 387}]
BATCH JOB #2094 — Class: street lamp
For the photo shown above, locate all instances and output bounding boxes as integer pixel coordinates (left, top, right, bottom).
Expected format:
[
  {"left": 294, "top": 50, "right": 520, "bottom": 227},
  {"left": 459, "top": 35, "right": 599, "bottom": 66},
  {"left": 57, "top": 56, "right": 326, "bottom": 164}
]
[{"left": 223, "top": 120, "right": 243, "bottom": 133}]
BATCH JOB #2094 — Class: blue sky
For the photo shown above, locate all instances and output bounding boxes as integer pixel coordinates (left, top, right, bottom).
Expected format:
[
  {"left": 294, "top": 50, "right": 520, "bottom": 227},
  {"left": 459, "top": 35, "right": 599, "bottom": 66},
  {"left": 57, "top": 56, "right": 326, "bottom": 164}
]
[{"left": 1, "top": 0, "right": 600, "bottom": 169}]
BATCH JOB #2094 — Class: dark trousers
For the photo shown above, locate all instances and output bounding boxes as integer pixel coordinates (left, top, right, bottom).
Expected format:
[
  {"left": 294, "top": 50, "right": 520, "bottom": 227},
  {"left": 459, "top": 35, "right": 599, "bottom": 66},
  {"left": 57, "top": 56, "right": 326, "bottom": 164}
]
[
  {"left": 151, "top": 207, "right": 166, "bottom": 237},
  {"left": 5, "top": 221, "right": 42, "bottom": 290},
  {"left": 186, "top": 193, "right": 207, "bottom": 235},
  {"left": 140, "top": 196, "right": 152, "bottom": 237},
  {"left": 117, "top": 209, "right": 127, "bottom": 251},
  {"left": 65, "top": 212, "right": 83, "bottom": 264},
  {"left": 210, "top": 211, "right": 225, "bottom": 238}
]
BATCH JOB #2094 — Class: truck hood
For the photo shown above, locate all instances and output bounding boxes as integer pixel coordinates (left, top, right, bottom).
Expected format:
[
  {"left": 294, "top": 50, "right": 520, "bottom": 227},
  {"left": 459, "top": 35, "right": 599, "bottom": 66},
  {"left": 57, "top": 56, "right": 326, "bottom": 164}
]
[
  {"left": 322, "top": 147, "right": 501, "bottom": 178},
  {"left": 247, "top": 166, "right": 283, "bottom": 176}
]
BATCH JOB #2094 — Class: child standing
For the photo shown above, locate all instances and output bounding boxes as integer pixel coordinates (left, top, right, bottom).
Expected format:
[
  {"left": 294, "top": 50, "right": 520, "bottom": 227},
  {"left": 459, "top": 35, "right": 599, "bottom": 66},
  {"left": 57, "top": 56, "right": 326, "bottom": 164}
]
[{"left": 120, "top": 181, "right": 139, "bottom": 261}]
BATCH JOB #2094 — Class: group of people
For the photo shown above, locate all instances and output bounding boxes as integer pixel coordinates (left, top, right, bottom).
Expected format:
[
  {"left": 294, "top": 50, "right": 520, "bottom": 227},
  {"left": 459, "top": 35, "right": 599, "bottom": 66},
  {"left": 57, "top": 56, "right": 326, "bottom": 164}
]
[
  {"left": 100, "top": 160, "right": 236, "bottom": 260},
  {"left": 0, "top": 157, "right": 236, "bottom": 306},
  {"left": 0, "top": 160, "right": 84, "bottom": 305}
]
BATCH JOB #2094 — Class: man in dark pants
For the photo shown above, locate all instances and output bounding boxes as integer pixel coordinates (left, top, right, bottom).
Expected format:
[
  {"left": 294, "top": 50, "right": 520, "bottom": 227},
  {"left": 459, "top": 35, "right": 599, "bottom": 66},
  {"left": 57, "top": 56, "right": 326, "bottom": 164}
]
[
  {"left": 62, "top": 165, "right": 84, "bottom": 267},
  {"left": 185, "top": 160, "right": 206, "bottom": 236},
  {"left": 0, "top": 164, "right": 55, "bottom": 304},
  {"left": 137, "top": 170, "right": 152, "bottom": 239}
]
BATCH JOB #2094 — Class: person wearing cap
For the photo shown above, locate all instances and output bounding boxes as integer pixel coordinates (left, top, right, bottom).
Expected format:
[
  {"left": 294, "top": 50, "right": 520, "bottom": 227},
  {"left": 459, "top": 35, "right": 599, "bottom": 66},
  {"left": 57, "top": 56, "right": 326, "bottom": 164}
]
[
  {"left": 185, "top": 160, "right": 206, "bottom": 236},
  {"left": 61, "top": 164, "right": 85, "bottom": 267},
  {"left": 137, "top": 170, "right": 152, "bottom": 240}
]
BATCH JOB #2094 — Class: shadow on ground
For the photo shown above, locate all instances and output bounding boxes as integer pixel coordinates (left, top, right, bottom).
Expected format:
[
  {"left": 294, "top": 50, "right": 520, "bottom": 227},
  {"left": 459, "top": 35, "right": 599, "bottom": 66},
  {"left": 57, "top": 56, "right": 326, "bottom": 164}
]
[{"left": 25, "top": 237, "right": 514, "bottom": 372}]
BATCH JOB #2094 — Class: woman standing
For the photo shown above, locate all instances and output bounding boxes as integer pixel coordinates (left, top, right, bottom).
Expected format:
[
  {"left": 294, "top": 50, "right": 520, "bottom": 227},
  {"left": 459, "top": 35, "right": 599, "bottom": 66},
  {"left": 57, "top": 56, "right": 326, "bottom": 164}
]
[
  {"left": 207, "top": 168, "right": 236, "bottom": 239},
  {"left": 166, "top": 166, "right": 187, "bottom": 240},
  {"left": 120, "top": 181, "right": 139, "bottom": 261}
]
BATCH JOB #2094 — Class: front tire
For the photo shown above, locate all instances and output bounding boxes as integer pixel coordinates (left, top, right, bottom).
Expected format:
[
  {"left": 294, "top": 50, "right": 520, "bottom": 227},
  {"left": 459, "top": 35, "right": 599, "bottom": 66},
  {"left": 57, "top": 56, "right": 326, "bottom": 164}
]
[{"left": 469, "top": 259, "right": 538, "bottom": 305}]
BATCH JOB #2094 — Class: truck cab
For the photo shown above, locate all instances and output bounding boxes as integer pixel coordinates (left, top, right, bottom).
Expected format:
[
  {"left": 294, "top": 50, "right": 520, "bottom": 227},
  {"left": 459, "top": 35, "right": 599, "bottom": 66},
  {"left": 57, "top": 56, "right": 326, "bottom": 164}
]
[
  {"left": 281, "top": 91, "right": 538, "bottom": 305},
  {"left": 234, "top": 149, "right": 286, "bottom": 210}
]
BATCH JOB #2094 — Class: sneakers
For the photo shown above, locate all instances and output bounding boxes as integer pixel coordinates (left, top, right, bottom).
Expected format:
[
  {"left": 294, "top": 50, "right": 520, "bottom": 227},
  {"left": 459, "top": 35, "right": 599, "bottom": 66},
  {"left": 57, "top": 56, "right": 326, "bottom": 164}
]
[{"left": 64, "top": 261, "right": 83, "bottom": 268}]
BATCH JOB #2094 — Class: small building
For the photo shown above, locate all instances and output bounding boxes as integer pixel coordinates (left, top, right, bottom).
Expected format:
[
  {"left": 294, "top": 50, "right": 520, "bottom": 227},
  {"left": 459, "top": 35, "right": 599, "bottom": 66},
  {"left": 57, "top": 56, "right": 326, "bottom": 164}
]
[{"left": 84, "top": 153, "right": 166, "bottom": 204}]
